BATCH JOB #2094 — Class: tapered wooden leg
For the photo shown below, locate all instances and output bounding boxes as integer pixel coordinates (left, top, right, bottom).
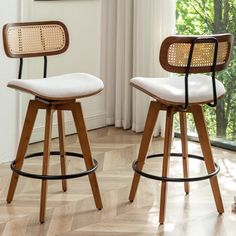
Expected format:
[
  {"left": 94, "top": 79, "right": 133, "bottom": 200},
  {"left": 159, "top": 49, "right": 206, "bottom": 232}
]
[
  {"left": 179, "top": 112, "right": 190, "bottom": 194},
  {"left": 71, "top": 102, "right": 103, "bottom": 210},
  {"left": 40, "top": 108, "right": 54, "bottom": 223},
  {"left": 7, "top": 100, "right": 39, "bottom": 203},
  {"left": 129, "top": 101, "right": 161, "bottom": 202},
  {"left": 192, "top": 105, "right": 224, "bottom": 214},
  {"left": 57, "top": 110, "right": 67, "bottom": 192},
  {"left": 159, "top": 106, "right": 175, "bottom": 224}
]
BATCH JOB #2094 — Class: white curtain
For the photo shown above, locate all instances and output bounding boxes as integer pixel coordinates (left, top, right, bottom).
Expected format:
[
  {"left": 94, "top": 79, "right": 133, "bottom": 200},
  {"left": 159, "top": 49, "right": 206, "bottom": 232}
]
[{"left": 101, "top": 0, "right": 176, "bottom": 135}]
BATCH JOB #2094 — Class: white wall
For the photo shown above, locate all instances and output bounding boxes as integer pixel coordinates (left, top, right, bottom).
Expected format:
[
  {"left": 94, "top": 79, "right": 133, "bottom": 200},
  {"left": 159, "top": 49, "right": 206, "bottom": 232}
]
[
  {"left": 0, "top": 0, "right": 106, "bottom": 162},
  {"left": 0, "top": 1, "right": 21, "bottom": 163},
  {"left": 22, "top": 0, "right": 106, "bottom": 142}
]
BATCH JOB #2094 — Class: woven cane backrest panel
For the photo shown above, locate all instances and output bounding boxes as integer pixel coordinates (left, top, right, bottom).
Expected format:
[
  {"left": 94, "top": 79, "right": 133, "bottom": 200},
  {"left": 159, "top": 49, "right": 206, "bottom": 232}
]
[
  {"left": 168, "top": 42, "right": 228, "bottom": 67},
  {"left": 160, "top": 34, "right": 233, "bottom": 73},
  {"left": 3, "top": 21, "right": 69, "bottom": 58}
]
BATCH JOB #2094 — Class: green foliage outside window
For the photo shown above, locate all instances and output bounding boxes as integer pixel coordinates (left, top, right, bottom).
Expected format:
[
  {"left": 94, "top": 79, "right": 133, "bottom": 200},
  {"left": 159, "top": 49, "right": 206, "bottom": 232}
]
[{"left": 176, "top": 0, "right": 236, "bottom": 141}]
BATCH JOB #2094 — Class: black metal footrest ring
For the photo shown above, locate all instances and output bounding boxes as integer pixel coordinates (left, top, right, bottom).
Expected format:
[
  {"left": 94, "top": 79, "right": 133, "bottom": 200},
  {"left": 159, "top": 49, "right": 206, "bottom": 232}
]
[
  {"left": 132, "top": 152, "right": 220, "bottom": 182},
  {"left": 11, "top": 151, "right": 98, "bottom": 180}
]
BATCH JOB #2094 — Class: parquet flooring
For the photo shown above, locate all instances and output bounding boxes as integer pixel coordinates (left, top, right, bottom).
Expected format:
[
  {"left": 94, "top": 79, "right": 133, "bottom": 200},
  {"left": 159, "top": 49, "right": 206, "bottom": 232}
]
[{"left": 0, "top": 127, "right": 236, "bottom": 236}]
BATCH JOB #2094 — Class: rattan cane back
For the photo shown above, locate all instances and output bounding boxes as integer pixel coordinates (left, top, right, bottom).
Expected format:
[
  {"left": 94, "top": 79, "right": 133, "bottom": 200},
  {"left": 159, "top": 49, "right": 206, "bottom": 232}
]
[
  {"left": 2, "top": 21, "right": 69, "bottom": 58},
  {"left": 160, "top": 34, "right": 234, "bottom": 73}
]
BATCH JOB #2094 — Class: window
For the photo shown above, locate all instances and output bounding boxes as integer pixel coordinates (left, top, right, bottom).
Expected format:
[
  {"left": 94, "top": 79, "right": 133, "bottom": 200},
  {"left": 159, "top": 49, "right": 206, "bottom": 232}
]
[{"left": 176, "top": 0, "right": 236, "bottom": 150}]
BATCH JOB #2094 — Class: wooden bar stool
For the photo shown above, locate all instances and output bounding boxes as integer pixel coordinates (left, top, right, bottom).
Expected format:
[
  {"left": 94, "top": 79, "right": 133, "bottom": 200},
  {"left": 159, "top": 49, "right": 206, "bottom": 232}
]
[
  {"left": 2, "top": 21, "right": 103, "bottom": 223},
  {"left": 129, "top": 34, "right": 234, "bottom": 224}
]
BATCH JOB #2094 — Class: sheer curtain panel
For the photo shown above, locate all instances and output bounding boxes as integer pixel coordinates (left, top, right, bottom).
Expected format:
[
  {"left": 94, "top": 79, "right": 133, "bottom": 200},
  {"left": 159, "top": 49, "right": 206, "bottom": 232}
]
[{"left": 101, "top": 0, "right": 176, "bottom": 135}]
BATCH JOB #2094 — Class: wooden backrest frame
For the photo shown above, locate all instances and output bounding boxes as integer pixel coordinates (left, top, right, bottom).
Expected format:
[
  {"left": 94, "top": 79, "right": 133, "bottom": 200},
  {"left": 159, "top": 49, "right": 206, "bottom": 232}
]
[
  {"left": 2, "top": 21, "right": 69, "bottom": 58},
  {"left": 159, "top": 34, "right": 234, "bottom": 73}
]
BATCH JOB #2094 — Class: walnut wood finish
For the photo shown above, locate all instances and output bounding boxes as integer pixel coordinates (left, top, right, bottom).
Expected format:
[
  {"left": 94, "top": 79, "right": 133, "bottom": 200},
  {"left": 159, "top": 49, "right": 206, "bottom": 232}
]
[
  {"left": 159, "top": 106, "right": 175, "bottom": 224},
  {"left": 2, "top": 21, "right": 69, "bottom": 58},
  {"left": 4, "top": 20, "right": 103, "bottom": 224},
  {"left": 6, "top": 100, "right": 39, "bottom": 203},
  {"left": 130, "top": 82, "right": 226, "bottom": 107},
  {"left": 40, "top": 107, "right": 54, "bottom": 224},
  {"left": 57, "top": 110, "right": 67, "bottom": 192},
  {"left": 6, "top": 99, "right": 103, "bottom": 223},
  {"left": 159, "top": 34, "right": 234, "bottom": 73},
  {"left": 191, "top": 105, "right": 224, "bottom": 213},
  {"left": 129, "top": 34, "right": 231, "bottom": 224},
  {"left": 129, "top": 102, "right": 224, "bottom": 224},
  {"left": 7, "top": 83, "right": 104, "bottom": 102},
  {"left": 129, "top": 101, "right": 161, "bottom": 202},
  {"left": 71, "top": 103, "right": 103, "bottom": 210},
  {"left": 179, "top": 112, "right": 190, "bottom": 194}
]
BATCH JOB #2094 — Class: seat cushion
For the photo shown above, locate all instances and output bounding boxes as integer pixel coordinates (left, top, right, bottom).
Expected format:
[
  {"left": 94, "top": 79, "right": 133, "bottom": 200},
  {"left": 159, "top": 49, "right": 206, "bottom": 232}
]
[
  {"left": 130, "top": 74, "right": 225, "bottom": 105},
  {"left": 8, "top": 73, "right": 104, "bottom": 100}
]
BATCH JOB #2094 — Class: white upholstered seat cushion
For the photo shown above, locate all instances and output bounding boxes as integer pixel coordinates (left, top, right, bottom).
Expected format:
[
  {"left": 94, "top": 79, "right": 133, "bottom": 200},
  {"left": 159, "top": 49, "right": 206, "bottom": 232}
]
[
  {"left": 130, "top": 74, "right": 225, "bottom": 105},
  {"left": 8, "top": 73, "right": 104, "bottom": 100}
]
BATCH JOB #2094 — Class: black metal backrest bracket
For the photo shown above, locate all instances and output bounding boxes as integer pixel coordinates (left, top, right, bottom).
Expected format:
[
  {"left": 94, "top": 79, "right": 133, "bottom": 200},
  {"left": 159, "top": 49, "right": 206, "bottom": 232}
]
[
  {"left": 44, "top": 56, "right": 47, "bottom": 78},
  {"left": 18, "top": 56, "right": 48, "bottom": 80},
  {"left": 179, "top": 36, "right": 219, "bottom": 111},
  {"left": 18, "top": 58, "right": 23, "bottom": 79},
  {"left": 178, "top": 38, "right": 195, "bottom": 111},
  {"left": 206, "top": 37, "right": 219, "bottom": 107}
]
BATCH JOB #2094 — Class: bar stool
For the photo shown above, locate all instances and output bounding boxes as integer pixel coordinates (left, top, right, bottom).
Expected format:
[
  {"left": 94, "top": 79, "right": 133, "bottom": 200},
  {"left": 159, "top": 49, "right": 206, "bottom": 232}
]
[
  {"left": 2, "top": 21, "right": 103, "bottom": 223},
  {"left": 129, "top": 34, "right": 234, "bottom": 224}
]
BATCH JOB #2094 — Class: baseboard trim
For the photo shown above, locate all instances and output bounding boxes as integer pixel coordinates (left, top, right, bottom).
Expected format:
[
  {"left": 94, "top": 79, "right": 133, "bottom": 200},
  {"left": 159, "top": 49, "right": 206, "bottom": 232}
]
[{"left": 30, "top": 112, "right": 106, "bottom": 143}]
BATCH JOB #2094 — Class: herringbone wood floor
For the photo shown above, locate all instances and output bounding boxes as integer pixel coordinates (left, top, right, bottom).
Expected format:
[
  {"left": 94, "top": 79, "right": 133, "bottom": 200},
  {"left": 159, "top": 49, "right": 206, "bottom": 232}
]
[{"left": 0, "top": 127, "right": 236, "bottom": 236}]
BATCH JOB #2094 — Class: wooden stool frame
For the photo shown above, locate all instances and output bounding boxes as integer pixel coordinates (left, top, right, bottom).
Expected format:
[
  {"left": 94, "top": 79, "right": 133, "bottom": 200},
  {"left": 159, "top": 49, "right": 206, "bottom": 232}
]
[
  {"left": 129, "top": 34, "right": 234, "bottom": 224},
  {"left": 129, "top": 102, "right": 224, "bottom": 224},
  {"left": 3, "top": 21, "right": 103, "bottom": 223},
  {"left": 7, "top": 98, "right": 103, "bottom": 223}
]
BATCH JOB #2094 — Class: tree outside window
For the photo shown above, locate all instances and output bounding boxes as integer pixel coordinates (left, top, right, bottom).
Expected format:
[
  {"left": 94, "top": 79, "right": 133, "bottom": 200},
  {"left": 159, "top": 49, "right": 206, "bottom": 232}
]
[{"left": 176, "top": 0, "right": 236, "bottom": 143}]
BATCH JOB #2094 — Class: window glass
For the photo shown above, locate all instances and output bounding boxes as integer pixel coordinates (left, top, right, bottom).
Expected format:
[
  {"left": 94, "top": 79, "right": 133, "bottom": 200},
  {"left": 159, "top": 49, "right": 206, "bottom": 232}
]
[{"left": 176, "top": 0, "right": 236, "bottom": 147}]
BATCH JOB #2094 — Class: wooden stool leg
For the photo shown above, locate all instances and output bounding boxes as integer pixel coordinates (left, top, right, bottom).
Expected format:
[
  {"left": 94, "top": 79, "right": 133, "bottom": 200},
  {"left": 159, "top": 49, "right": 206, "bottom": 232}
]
[
  {"left": 129, "top": 101, "right": 161, "bottom": 202},
  {"left": 40, "top": 108, "right": 54, "bottom": 223},
  {"left": 7, "top": 100, "right": 39, "bottom": 203},
  {"left": 192, "top": 105, "right": 224, "bottom": 214},
  {"left": 57, "top": 110, "right": 67, "bottom": 192},
  {"left": 71, "top": 102, "right": 103, "bottom": 210},
  {"left": 179, "top": 112, "right": 190, "bottom": 194},
  {"left": 159, "top": 106, "right": 175, "bottom": 224}
]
